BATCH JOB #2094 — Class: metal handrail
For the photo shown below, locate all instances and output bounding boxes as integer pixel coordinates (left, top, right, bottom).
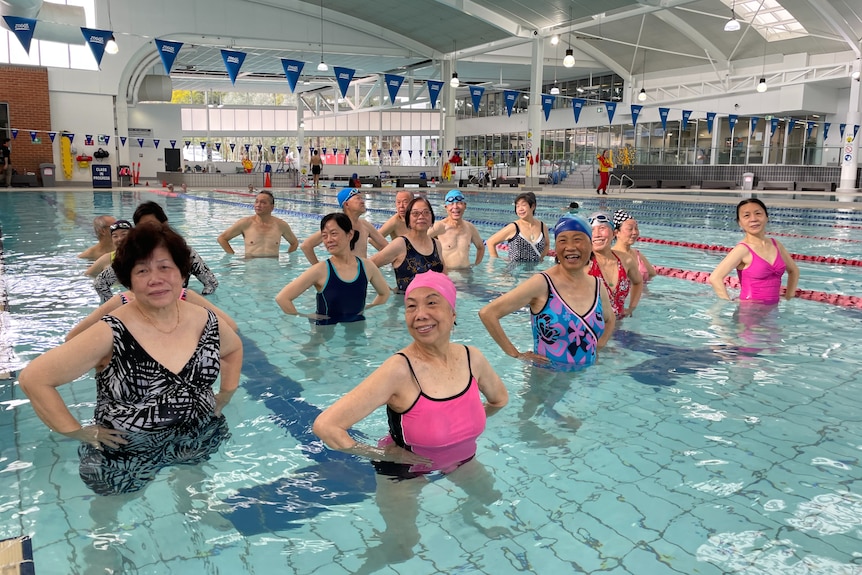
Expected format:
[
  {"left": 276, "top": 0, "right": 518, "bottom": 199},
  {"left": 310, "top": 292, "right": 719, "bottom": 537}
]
[{"left": 609, "top": 174, "right": 634, "bottom": 193}]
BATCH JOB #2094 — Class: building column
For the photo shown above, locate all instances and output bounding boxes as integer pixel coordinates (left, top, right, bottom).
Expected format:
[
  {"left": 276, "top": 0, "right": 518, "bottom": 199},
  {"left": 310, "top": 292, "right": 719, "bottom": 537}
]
[
  {"left": 837, "top": 60, "right": 861, "bottom": 200},
  {"left": 442, "top": 59, "right": 456, "bottom": 180},
  {"left": 526, "top": 37, "right": 545, "bottom": 188},
  {"left": 296, "top": 98, "right": 305, "bottom": 176}
]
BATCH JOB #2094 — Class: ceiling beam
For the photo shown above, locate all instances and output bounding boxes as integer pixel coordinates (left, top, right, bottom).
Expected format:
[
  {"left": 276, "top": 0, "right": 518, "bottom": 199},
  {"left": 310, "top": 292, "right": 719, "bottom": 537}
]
[{"left": 652, "top": 10, "right": 730, "bottom": 64}]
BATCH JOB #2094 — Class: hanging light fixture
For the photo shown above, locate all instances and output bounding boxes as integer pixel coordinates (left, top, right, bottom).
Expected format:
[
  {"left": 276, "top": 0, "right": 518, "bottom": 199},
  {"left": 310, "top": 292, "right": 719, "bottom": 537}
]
[
  {"left": 550, "top": 43, "right": 560, "bottom": 94},
  {"left": 450, "top": 72, "right": 460, "bottom": 88},
  {"left": 104, "top": 0, "right": 118, "bottom": 54},
  {"left": 563, "top": 7, "right": 575, "bottom": 68},
  {"left": 756, "top": 45, "right": 767, "bottom": 92},
  {"left": 724, "top": 0, "right": 741, "bottom": 32},
  {"left": 551, "top": 34, "right": 559, "bottom": 45},
  {"left": 637, "top": 88, "right": 647, "bottom": 102},
  {"left": 317, "top": 0, "right": 328, "bottom": 71},
  {"left": 637, "top": 48, "right": 647, "bottom": 101}
]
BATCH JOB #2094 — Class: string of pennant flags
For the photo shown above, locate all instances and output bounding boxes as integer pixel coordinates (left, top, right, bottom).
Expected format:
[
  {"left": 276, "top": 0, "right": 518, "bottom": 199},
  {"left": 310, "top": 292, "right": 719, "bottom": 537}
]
[{"left": 4, "top": 15, "right": 859, "bottom": 145}]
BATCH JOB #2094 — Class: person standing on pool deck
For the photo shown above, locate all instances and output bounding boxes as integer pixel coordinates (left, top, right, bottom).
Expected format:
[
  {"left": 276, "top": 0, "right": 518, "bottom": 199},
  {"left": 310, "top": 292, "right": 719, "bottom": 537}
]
[
  {"left": 709, "top": 198, "right": 799, "bottom": 305},
  {"left": 309, "top": 149, "right": 323, "bottom": 188},
  {"left": 276, "top": 212, "right": 390, "bottom": 324},
  {"left": 19, "top": 222, "right": 243, "bottom": 495},
  {"left": 218, "top": 190, "right": 299, "bottom": 257},
  {"left": 78, "top": 215, "right": 117, "bottom": 261},
  {"left": 479, "top": 215, "right": 614, "bottom": 368},
  {"left": 379, "top": 190, "right": 413, "bottom": 241},
  {"left": 596, "top": 149, "right": 613, "bottom": 195},
  {"left": 427, "top": 190, "right": 485, "bottom": 269},
  {"left": 313, "top": 271, "right": 508, "bottom": 563},
  {"left": 301, "top": 188, "right": 388, "bottom": 265}
]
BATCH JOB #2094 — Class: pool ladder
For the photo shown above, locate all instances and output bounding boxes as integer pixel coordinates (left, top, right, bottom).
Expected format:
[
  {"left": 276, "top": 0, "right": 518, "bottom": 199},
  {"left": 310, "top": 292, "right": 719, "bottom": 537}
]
[{"left": 610, "top": 173, "right": 634, "bottom": 193}]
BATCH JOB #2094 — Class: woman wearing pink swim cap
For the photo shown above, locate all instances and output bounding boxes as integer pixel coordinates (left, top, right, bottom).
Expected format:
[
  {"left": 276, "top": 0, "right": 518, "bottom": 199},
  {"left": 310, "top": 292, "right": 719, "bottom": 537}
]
[{"left": 314, "top": 270, "right": 508, "bottom": 561}]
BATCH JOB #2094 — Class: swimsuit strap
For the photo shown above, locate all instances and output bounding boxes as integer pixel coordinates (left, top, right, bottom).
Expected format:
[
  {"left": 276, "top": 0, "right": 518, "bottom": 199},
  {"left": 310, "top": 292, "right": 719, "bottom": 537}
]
[
  {"left": 395, "top": 352, "right": 423, "bottom": 392},
  {"left": 507, "top": 222, "right": 520, "bottom": 242},
  {"left": 464, "top": 345, "right": 473, "bottom": 380}
]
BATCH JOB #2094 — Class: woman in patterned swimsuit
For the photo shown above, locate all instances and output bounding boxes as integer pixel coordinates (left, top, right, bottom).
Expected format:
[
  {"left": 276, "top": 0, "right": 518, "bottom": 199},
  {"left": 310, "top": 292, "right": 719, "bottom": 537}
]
[
  {"left": 485, "top": 192, "right": 550, "bottom": 263},
  {"left": 371, "top": 196, "right": 446, "bottom": 292},
  {"left": 20, "top": 223, "right": 243, "bottom": 495}
]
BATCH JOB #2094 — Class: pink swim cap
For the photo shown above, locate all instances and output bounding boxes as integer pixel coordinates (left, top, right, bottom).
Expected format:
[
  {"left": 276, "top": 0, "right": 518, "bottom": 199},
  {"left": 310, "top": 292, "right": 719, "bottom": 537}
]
[{"left": 404, "top": 271, "right": 456, "bottom": 310}]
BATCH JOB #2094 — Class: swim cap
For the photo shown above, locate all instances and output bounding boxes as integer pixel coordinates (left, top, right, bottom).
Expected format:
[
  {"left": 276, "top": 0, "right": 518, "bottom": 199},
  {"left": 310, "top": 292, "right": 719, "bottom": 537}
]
[
  {"left": 404, "top": 271, "right": 456, "bottom": 311},
  {"left": 337, "top": 188, "right": 361, "bottom": 208},
  {"left": 109, "top": 220, "right": 132, "bottom": 232},
  {"left": 444, "top": 189, "right": 466, "bottom": 204},
  {"left": 553, "top": 215, "right": 591, "bottom": 240},
  {"left": 613, "top": 210, "right": 633, "bottom": 230},
  {"left": 588, "top": 211, "right": 613, "bottom": 230}
]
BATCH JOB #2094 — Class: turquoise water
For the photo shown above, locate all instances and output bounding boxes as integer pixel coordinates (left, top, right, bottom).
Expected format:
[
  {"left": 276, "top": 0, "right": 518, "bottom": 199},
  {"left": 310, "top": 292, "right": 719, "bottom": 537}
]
[{"left": 1, "top": 189, "right": 861, "bottom": 574}]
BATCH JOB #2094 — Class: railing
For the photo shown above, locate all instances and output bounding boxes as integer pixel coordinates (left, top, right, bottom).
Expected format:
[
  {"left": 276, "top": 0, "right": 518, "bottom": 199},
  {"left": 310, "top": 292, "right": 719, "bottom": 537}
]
[{"left": 609, "top": 173, "right": 634, "bottom": 193}]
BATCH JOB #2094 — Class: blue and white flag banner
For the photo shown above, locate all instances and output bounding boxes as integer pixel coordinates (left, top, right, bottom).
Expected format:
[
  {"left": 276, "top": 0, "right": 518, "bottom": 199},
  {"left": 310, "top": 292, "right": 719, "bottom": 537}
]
[
  {"left": 384, "top": 73, "right": 405, "bottom": 103},
  {"left": 388, "top": 149, "right": 393, "bottom": 156},
  {"left": 658, "top": 107, "right": 670, "bottom": 132},
  {"left": 170, "top": 140, "right": 176, "bottom": 148},
  {"left": 270, "top": 145, "right": 276, "bottom": 155},
  {"left": 706, "top": 112, "right": 716, "bottom": 134},
  {"left": 229, "top": 143, "right": 236, "bottom": 153},
  {"left": 119, "top": 136, "right": 126, "bottom": 146},
  {"left": 408, "top": 150, "right": 413, "bottom": 158},
  {"left": 770, "top": 117, "right": 779, "bottom": 135},
  {"left": 469, "top": 86, "right": 485, "bottom": 112},
  {"left": 200, "top": 141, "right": 207, "bottom": 150},
  {"left": 426, "top": 80, "right": 444, "bottom": 109},
  {"left": 81, "top": 27, "right": 112, "bottom": 68},
  {"left": 103, "top": 135, "right": 110, "bottom": 145},
  {"left": 296, "top": 146, "right": 303, "bottom": 155},
  {"left": 221, "top": 49, "right": 246, "bottom": 85},
  {"left": 3, "top": 16, "right": 37, "bottom": 54},
  {"left": 606, "top": 101, "right": 617, "bottom": 124},
  {"left": 48, "top": 132, "right": 57, "bottom": 143},
  {"left": 280, "top": 59, "right": 304, "bottom": 93},
  {"left": 257, "top": 144, "right": 263, "bottom": 153},
  {"left": 681, "top": 110, "right": 692, "bottom": 130},
  {"left": 29, "top": 131, "right": 37, "bottom": 142},
  {"left": 823, "top": 123, "right": 830, "bottom": 141},
  {"left": 333, "top": 66, "right": 356, "bottom": 98},
  {"left": 354, "top": 147, "right": 360, "bottom": 157},
  {"left": 244, "top": 144, "right": 251, "bottom": 153},
  {"left": 572, "top": 98, "right": 585, "bottom": 123},
  {"left": 63, "top": 132, "right": 73, "bottom": 143},
  {"left": 215, "top": 143, "right": 222, "bottom": 152},
  {"left": 630, "top": 104, "right": 643, "bottom": 128},
  {"left": 542, "top": 94, "right": 556, "bottom": 121},
  {"left": 322, "top": 147, "right": 327, "bottom": 155},
  {"left": 503, "top": 90, "right": 517, "bottom": 117},
  {"left": 137, "top": 138, "right": 145, "bottom": 148},
  {"left": 807, "top": 121, "right": 815, "bottom": 140},
  {"left": 283, "top": 146, "right": 289, "bottom": 155},
  {"left": 728, "top": 114, "right": 738, "bottom": 132},
  {"left": 153, "top": 139, "right": 160, "bottom": 149},
  {"left": 184, "top": 140, "right": 191, "bottom": 148},
  {"left": 154, "top": 39, "right": 183, "bottom": 75},
  {"left": 855, "top": 125, "right": 860, "bottom": 140},
  {"left": 332, "top": 148, "right": 338, "bottom": 155},
  {"left": 751, "top": 117, "right": 759, "bottom": 132},
  {"left": 840, "top": 123, "right": 846, "bottom": 139},
  {"left": 377, "top": 149, "right": 382, "bottom": 157}
]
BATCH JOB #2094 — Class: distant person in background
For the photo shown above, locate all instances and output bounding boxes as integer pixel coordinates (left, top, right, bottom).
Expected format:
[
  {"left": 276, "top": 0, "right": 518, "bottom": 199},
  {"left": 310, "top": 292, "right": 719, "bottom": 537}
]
[
  {"left": 309, "top": 150, "right": 323, "bottom": 188},
  {"left": 218, "top": 191, "right": 299, "bottom": 257},
  {"left": 1, "top": 137, "right": 11, "bottom": 188},
  {"left": 485, "top": 192, "right": 549, "bottom": 263},
  {"left": 85, "top": 220, "right": 132, "bottom": 279},
  {"left": 78, "top": 215, "right": 117, "bottom": 261},
  {"left": 596, "top": 149, "right": 613, "bottom": 195},
  {"left": 449, "top": 150, "right": 463, "bottom": 165}
]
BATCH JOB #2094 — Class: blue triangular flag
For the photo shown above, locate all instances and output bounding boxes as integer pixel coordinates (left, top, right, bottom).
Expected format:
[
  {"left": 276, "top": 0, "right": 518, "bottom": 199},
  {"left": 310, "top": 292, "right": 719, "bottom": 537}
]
[
  {"left": 333, "top": 66, "right": 355, "bottom": 98},
  {"left": 229, "top": 143, "right": 236, "bottom": 152},
  {"left": 10, "top": 129, "right": 17, "bottom": 140},
  {"left": 81, "top": 27, "right": 113, "bottom": 67},
  {"left": 103, "top": 135, "right": 110, "bottom": 145},
  {"left": 659, "top": 107, "right": 670, "bottom": 132},
  {"left": 137, "top": 138, "right": 145, "bottom": 147},
  {"left": 631, "top": 105, "right": 643, "bottom": 128},
  {"left": 3, "top": 16, "right": 37, "bottom": 54},
  {"left": 572, "top": 98, "right": 585, "bottom": 123},
  {"left": 728, "top": 114, "right": 738, "bottom": 132},
  {"left": 170, "top": 139, "right": 176, "bottom": 148},
  {"left": 184, "top": 140, "right": 191, "bottom": 148},
  {"left": 221, "top": 49, "right": 246, "bottom": 85},
  {"left": 503, "top": 90, "right": 517, "bottom": 117},
  {"left": 153, "top": 139, "right": 160, "bottom": 149},
  {"left": 681, "top": 110, "right": 692, "bottom": 130},
  {"left": 606, "top": 101, "right": 617, "bottom": 124},
  {"left": 120, "top": 136, "right": 126, "bottom": 146},
  {"left": 48, "top": 132, "right": 56, "bottom": 143},
  {"left": 840, "top": 123, "right": 846, "bottom": 139},
  {"left": 154, "top": 39, "right": 183, "bottom": 75},
  {"left": 770, "top": 117, "right": 779, "bottom": 135},
  {"left": 469, "top": 86, "right": 485, "bottom": 112},
  {"left": 751, "top": 117, "right": 759, "bottom": 132},
  {"left": 270, "top": 145, "right": 276, "bottom": 155},
  {"left": 384, "top": 73, "right": 405, "bottom": 104},
  {"left": 542, "top": 94, "right": 555, "bottom": 121},
  {"left": 29, "top": 131, "right": 37, "bottom": 142},
  {"left": 706, "top": 112, "right": 716, "bottom": 134},
  {"left": 215, "top": 143, "right": 222, "bottom": 152},
  {"left": 823, "top": 123, "right": 830, "bottom": 141},
  {"left": 426, "top": 80, "right": 444, "bottom": 109},
  {"left": 200, "top": 141, "right": 207, "bottom": 150},
  {"left": 281, "top": 59, "right": 304, "bottom": 93}
]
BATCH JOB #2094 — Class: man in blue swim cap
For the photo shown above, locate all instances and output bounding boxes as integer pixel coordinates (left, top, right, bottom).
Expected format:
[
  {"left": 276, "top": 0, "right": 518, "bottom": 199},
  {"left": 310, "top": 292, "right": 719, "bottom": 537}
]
[
  {"left": 428, "top": 190, "right": 485, "bottom": 269},
  {"left": 300, "top": 188, "right": 389, "bottom": 265}
]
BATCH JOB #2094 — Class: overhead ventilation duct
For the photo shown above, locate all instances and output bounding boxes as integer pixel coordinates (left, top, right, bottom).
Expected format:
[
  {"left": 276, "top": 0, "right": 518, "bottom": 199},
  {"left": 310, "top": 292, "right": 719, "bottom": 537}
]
[
  {"left": 137, "top": 75, "right": 173, "bottom": 102},
  {"left": 1, "top": 0, "right": 87, "bottom": 45}
]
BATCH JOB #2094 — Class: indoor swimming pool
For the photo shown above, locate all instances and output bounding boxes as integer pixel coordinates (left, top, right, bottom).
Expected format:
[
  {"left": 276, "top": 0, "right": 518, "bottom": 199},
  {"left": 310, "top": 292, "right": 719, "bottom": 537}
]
[{"left": 1, "top": 189, "right": 861, "bottom": 574}]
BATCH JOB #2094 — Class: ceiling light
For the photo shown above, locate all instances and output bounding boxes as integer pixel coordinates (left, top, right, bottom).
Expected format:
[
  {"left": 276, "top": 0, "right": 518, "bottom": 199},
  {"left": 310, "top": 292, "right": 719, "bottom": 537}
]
[
  {"left": 576, "top": 86, "right": 585, "bottom": 93},
  {"left": 756, "top": 77, "right": 767, "bottom": 92},
  {"left": 852, "top": 69, "right": 861, "bottom": 80},
  {"left": 550, "top": 85, "right": 560, "bottom": 95},
  {"left": 317, "top": 61, "right": 328, "bottom": 72},
  {"left": 637, "top": 88, "right": 647, "bottom": 102},
  {"left": 563, "top": 48, "right": 575, "bottom": 68},
  {"left": 724, "top": 16, "right": 740, "bottom": 32},
  {"left": 551, "top": 35, "right": 559, "bottom": 45},
  {"left": 450, "top": 72, "right": 459, "bottom": 88},
  {"left": 105, "top": 34, "right": 119, "bottom": 55},
  {"left": 317, "top": 0, "right": 327, "bottom": 72}
]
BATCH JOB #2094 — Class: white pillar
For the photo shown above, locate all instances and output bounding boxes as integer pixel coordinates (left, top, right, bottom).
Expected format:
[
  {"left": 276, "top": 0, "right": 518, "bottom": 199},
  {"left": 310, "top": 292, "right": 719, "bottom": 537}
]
[
  {"left": 526, "top": 37, "right": 545, "bottom": 188},
  {"left": 443, "top": 59, "right": 457, "bottom": 180},
  {"left": 296, "top": 98, "right": 305, "bottom": 175},
  {"left": 837, "top": 60, "right": 861, "bottom": 200}
]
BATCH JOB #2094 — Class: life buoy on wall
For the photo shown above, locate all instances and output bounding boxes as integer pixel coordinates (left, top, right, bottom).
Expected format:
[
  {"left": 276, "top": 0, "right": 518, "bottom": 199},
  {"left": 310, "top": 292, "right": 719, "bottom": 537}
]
[{"left": 76, "top": 154, "right": 93, "bottom": 168}]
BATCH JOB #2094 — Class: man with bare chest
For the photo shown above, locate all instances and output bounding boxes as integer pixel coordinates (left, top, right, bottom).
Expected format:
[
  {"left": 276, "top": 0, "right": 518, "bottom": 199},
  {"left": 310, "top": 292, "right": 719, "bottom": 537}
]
[
  {"left": 428, "top": 190, "right": 485, "bottom": 269},
  {"left": 379, "top": 190, "right": 412, "bottom": 240},
  {"left": 217, "top": 191, "right": 299, "bottom": 257},
  {"left": 300, "top": 188, "right": 389, "bottom": 264}
]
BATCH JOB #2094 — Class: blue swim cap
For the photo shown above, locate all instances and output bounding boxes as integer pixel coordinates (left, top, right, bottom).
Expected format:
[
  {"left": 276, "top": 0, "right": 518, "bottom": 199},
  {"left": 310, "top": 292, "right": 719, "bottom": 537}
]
[
  {"left": 445, "top": 189, "right": 466, "bottom": 204},
  {"left": 553, "top": 215, "right": 591, "bottom": 239},
  {"left": 337, "top": 188, "right": 361, "bottom": 208}
]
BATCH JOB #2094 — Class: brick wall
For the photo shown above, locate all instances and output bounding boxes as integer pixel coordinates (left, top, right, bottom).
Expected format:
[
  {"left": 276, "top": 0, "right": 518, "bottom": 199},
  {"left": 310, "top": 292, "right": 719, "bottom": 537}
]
[{"left": 0, "top": 65, "right": 52, "bottom": 181}]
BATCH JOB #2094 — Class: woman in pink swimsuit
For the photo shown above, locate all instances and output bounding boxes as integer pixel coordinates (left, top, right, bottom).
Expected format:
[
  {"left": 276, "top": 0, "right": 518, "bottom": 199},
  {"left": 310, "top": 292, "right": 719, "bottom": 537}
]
[
  {"left": 709, "top": 199, "right": 799, "bottom": 305},
  {"left": 313, "top": 271, "right": 508, "bottom": 564}
]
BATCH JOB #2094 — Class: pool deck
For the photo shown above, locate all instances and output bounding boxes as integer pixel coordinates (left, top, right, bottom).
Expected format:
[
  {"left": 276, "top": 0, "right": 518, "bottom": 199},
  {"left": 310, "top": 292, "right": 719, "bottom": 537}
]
[{"left": 4, "top": 184, "right": 861, "bottom": 212}]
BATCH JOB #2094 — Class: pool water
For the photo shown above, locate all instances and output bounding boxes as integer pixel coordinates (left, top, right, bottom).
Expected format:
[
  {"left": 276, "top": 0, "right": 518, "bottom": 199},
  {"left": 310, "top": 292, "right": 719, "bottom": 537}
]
[{"left": 1, "top": 189, "right": 861, "bottom": 574}]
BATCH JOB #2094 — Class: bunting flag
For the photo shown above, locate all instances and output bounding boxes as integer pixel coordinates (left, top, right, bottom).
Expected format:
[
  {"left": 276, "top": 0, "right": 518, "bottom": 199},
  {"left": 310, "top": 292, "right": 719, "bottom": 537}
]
[
  {"left": 103, "top": 135, "right": 110, "bottom": 145},
  {"left": 823, "top": 123, "right": 830, "bottom": 141},
  {"left": 572, "top": 98, "right": 585, "bottom": 123},
  {"left": 170, "top": 140, "right": 176, "bottom": 148},
  {"left": 283, "top": 146, "right": 289, "bottom": 156},
  {"left": 297, "top": 146, "right": 303, "bottom": 154},
  {"left": 153, "top": 139, "right": 160, "bottom": 149},
  {"left": 229, "top": 143, "right": 236, "bottom": 153},
  {"left": 333, "top": 66, "right": 356, "bottom": 98},
  {"left": 681, "top": 110, "right": 692, "bottom": 130},
  {"left": 377, "top": 150, "right": 382, "bottom": 158},
  {"left": 839, "top": 123, "right": 846, "bottom": 139},
  {"left": 807, "top": 121, "right": 815, "bottom": 140},
  {"left": 706, "top": 112, "right": 716, "bottom": 134},
  {"left": 154, "top": 39, "right": 183, "bottom": 75},
  {"left": 29, "top": 131, "right": 37, "bottom": 142},
  {"left": 332, "top": 148, "right": 338, "bottom": 155},
  {"left": 281, "top": 59, "right": 304, "bottom": 93},
  {"left": 3, "top": 16, "right": 37, "bottom": 54},
  {"left": 388, "top": 149, "right": 393, "bottom": 157},
  {"left": 630, "top": 104, "right": 643, "bottom": 128},
  {"left": 322, "top": 147, "right": 327, "bottom": 155},
  {"left": 270, "top": 145, "right": 277, "bottom": 155},
  {"left": 48, "top": 132, "right": 56, "bottom": 143},
  {"left": 244, "top": 144, "right": 251, "bottom": 153},
  {"left": 605, "top": 101, "right": 617, "bottom": 124},
  {"left": 408, "top": 150, "right": 413, "bottom": 158},
  {"left": 137, "top": 138, "right": 145, "bottom": 147},
  {"left": 255, "top": 144, "right": 262, "bottom": 154},
  {"left": 854, "top": 125, "right": 860, "bottom": 140},
  {"left": 200, "top": 141, "right": 207, "bottom": 150},
  {"left": 215, "top": 143, "right": 222, "bottom": 152},
  {"left": 503, "top": 90, "right": 517, "bottom": 117},
  {"left": 750, "top": 117, "right": 759, "bottom": 132},
  {"left": 221, "top": 49, "right": 246, "bottom": 85},
  {"left": 64, "top": 133, "right": 73, "bottom": 143},
  {"left": 469, "top": 86, "right": 485, "bottom": 112},
  {"left": 728, "top": 114, "right": 738, "bottom": 132},
  {"left": 85, "top": 134, "right": 94, "bottom": 146},
  {"left": 384, "top": 73, "right": 405, "bottom": 104},
  {"left": 426, "top": 80, "right": 444, "bottom": 109},
  {"left": 120, "top": 136, "right": 126, "bottom": 146},
  {"left": 658, "top": 107, "right": 669, "bottom": 132},
  {"left": 541, "top": 95, "right": 555, "bottom": 121},
  {"left": 770, "top": 117, "right": 779, "bottom": 136},
  {"left": 184, "top": 140, "right": 191, "bottom": 148},
  {"left": 81, "top": 28, "right": 113, "bottom": 68},
  {"left": 354, "top": 147, "right": 359, "bottom": 158}
]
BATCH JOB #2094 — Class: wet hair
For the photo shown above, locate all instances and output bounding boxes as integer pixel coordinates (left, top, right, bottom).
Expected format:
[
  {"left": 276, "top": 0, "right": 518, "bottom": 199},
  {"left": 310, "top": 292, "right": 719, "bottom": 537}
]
[
  {"left": 257, "top": 190, "right": 275, "bottom": 203},
  {"left": 93, "top": 215, "right": 115, "bottom": 237},
  {"left": 404, "top": 196, "right": 435, "bottom": 228},
  {"left": 320, "top": 212, "right": 359, "bottom": 250},
  {"left": 112, "top": 222, "right": 192, "bottom": 289},
  {"left": 736, "top": 198, "right": 768, "bottom": 221},
  {"left": 133, "top": 201, "right": 168, "bottom": 224},
  {"left": 514, "top": 192, "right": 537, "bottom": 213}
]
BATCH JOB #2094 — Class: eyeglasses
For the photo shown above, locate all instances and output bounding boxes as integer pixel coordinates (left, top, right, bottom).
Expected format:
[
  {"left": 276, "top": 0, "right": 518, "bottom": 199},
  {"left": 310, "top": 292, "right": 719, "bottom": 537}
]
[
  {"left": 445, "top": 195, "right": 465, "bottom": 204},
  {"left": 410, "top": 210, "right": 432, "bottom": 218}
]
